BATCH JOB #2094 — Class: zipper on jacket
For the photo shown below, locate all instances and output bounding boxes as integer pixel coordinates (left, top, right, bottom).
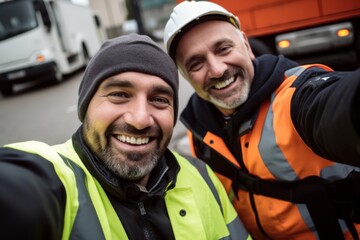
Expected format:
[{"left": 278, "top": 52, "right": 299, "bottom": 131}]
[{"left": 138, "top": 201, "right": 152, "bottom": 240}]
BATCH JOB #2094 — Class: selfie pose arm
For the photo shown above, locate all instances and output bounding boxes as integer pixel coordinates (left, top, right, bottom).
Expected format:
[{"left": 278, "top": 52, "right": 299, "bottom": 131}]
[{"left": 291, "top": 68, "right": 360, "bottom": 166}]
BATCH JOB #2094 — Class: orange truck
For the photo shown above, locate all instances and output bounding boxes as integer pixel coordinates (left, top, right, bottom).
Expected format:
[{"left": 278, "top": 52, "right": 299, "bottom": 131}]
[{"left": 176, "top": 0, "right": 360, "bottom": 70}]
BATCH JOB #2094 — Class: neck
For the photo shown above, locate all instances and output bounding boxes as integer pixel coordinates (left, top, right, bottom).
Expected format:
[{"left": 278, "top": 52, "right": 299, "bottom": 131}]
[{"left": 135, "top": 174, "right": 150, "bottom": 187}]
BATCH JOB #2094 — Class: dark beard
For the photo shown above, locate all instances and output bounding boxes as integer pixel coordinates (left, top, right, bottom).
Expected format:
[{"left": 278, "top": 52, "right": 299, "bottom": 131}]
[
  {"left": 100, "top": 145, "right": 162, "bottom": 181},
  {"left": 83, "top": 117, "right": 168, "bottom": 181}
]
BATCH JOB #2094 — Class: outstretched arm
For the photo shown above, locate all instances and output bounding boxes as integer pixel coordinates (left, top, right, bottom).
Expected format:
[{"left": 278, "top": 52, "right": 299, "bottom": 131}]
[
  {"left": 291, "top": 68, "right": 360, "bottom": 166},
  {"left": 0, "top": 147, "right": 66, "bottom": 240}
]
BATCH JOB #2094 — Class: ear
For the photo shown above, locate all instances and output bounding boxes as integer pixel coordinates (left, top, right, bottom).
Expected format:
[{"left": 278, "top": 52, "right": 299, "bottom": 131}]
[{"left": 242, "top": 31, "right": 255, "bottom": 60}]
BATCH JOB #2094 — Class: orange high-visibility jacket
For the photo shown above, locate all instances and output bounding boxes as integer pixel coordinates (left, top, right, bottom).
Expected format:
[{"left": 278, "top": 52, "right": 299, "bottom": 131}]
[{"left": 180, "top": 55, "right": 360, "bottom": 239}]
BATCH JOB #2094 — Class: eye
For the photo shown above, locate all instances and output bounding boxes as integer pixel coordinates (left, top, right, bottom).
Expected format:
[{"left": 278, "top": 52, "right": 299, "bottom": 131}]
[
  {"left": 107, "top": 91, "right": 130, "bottom": 103},
  {"left": 188, "top": 59, "right": 204, "bottom": 72},
  {"left": 151, "top": 96, "right": 171, "bottom": 108},
  {"left": 217, "top": 44, "right": 232, "bottom": 55},
  {"left": 109, "top": 91, "right": 129, "bottom": 98}
]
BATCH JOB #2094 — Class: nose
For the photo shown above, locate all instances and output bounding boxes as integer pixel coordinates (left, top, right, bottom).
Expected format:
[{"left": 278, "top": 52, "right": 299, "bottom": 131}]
[
  {"left": 123, "top": 99, "right": 155, "bottom": 130},
  {"left": 207, "top": 55, "right": 227, "bottom": 78}
]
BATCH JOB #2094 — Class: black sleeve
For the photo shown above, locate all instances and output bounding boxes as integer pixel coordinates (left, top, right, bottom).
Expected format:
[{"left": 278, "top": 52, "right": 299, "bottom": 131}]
[
  {"left": 291, "top": 68, "right": 360, "bottom": 167},
  {"left": 0, "top": 147, "right": 66, "bottom": 240}
]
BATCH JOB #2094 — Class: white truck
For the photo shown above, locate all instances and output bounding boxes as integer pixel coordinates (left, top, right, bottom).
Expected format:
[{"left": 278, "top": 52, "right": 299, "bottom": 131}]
[{"left": 0, "top": 0, "right": 104, "bottom": 96}]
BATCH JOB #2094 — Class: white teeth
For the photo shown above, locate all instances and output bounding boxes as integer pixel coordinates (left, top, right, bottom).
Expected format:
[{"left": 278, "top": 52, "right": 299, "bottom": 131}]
[
  {"left": 214, "top": 76, "right": 235, "bottom": 89},
  {"left": 116, "top": 135, "right": 149, "bottom": 145}
]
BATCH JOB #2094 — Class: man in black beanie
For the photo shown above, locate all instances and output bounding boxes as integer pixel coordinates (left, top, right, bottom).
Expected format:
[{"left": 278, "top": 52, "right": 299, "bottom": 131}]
[
  {"left": 78, "top": 33, "right": 179, "bottom": 124},
  {"left": 0, "top": 33, "right": 251, "bottom": 240}
]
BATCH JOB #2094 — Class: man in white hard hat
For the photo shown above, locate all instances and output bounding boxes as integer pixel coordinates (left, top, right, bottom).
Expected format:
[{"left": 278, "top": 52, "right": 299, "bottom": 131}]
[{"left": 164, "top": 1, "right": 360, "bottom": 239}]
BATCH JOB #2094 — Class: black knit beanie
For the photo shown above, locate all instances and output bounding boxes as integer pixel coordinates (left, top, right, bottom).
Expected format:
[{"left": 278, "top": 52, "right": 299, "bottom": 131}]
[{"left": 78, "top": 33, "right": 179, "bottom": 125}]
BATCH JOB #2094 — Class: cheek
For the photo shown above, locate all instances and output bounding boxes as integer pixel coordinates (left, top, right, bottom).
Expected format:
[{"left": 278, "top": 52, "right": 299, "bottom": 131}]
[
  {"left": 180, "top": 65, "right": 205, "bottom": 89},
  {"left": 157, "top": 110, "right": 174, "bottom": 136},
  {"left": 187, "top": 73, "right": 206, "bottom": 90},
  {"left": 83, "top": 116, "right": 104, "bottom": 154},
  {"left": 87, "top": 103, "right": 119, "bottom": 131}
]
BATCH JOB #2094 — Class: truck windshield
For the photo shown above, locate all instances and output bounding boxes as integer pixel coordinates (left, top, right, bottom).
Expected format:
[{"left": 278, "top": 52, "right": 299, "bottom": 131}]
[{"left": 0, "top": 1, "right": 38, "bottom": 41}]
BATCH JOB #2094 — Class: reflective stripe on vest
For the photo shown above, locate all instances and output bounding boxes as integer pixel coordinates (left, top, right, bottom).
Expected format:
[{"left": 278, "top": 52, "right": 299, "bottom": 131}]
[
  {"left": 6, "top": 140, "right": 127, "bottom": 240},
  {"left": 257, "top": 64, "right": 360, "bottom": 237},
  {"left": 183, "top": 154, "right": 251, "bottom": 240},
  {"left": 7, "top": 140, "right": 252, "bottom": 240},
  {"left": 191, "top": 64, "right": 360, "bottom": 239},
  {"left": 169, "top": 152, "right": 252, "bottom": 240},
  {"left": 54, "top": 141, "right": 127, "bottom": 239}
]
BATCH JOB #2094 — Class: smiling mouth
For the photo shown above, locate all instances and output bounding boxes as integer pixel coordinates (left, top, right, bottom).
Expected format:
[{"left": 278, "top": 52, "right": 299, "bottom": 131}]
[
  {"left": 213, "top": 76, "right": 235, "bottom": 90},
  {"left": 115, "top": 134, "right": 150, "bottom": 145}
]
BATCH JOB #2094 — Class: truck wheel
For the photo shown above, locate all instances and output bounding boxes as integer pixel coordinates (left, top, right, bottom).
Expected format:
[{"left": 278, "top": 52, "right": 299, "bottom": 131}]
[
  {"left": 53, "top": 64, "right": 63, "bottom": 84},
  {"left": 0, "top": 84, "right": 13, "bottom": 96},
  {"left": 249, "top": 38, "right": 274, "bottom": 57}
]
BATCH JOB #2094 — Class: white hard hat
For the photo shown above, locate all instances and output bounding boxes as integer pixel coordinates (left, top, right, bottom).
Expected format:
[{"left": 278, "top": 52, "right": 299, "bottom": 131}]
[{"left": 164, "top": 0, "right": 240, "bottom": 60}]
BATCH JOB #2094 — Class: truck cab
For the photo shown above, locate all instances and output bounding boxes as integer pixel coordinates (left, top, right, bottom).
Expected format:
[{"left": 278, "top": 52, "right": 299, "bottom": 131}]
[
  {"left": 0, "top": 0, "right": 104, "bottom": 96},
  {"left": 176, "top": 0, "right": 360, "bottom": 71}
]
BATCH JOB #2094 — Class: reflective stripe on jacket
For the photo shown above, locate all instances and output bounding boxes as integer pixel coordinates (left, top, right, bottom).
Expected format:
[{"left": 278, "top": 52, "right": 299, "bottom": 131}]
[
  {"left": 6, "top": 140, "right": 251, "bottom": 240},
  {"left": 185, "top": 64, "right": 360, "bottom": 240}
]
